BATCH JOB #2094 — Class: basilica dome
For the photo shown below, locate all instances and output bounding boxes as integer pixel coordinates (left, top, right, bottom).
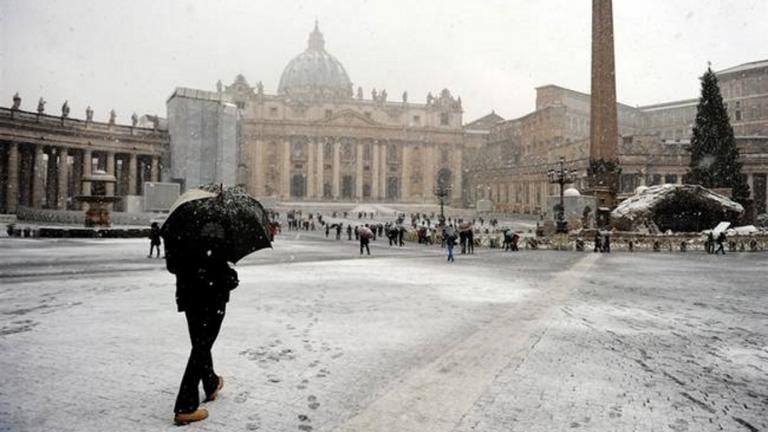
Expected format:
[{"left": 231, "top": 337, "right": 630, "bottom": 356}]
[{"left": 277, "top": 22, "right": 353, "bottom": 100}]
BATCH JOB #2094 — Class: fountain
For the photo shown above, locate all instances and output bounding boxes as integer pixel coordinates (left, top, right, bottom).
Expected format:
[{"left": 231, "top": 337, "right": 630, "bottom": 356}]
[{"left": 74, "top": 169, "right": 121, "bottom": 227}]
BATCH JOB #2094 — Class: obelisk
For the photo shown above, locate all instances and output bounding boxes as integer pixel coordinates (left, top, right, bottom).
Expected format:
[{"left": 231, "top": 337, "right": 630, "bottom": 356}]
[{"left": 588, "top": 0, "right": 620, "bottom": 210}]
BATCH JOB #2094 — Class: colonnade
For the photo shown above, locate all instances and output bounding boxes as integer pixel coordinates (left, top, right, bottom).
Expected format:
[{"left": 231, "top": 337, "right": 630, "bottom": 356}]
[{"left": 0, "top": 141, "right": 159, "bottom": 213}]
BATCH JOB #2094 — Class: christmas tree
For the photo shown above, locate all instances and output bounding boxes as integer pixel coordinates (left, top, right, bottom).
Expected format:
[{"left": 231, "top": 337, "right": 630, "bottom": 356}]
[{"left": 685, "top": 67, "right": 750, "bottom": 204}]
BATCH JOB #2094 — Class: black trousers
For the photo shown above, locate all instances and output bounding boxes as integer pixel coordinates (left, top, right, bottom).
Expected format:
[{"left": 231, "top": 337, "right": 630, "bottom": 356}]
[
  {"left": 174, "top": 305, "right": 226, "bottom": 414},
  {"left": 360, "top": 240, "right": 370, "bottom": 255}
]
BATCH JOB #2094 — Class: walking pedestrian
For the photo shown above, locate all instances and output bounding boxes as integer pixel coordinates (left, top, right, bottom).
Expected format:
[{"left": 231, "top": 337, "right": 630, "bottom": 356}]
[
  {"left": 466, "top": 229, "right": 475, "bottom": 254},
  {"left": 715, "top": 232, "right": 726, "bottom": 255},
  {"left": 706, "top": 231, "right": 715, "bottom": 254},
  {"left": 359, "top": 226, "right": 372, "bottom": 255},
  {"left": 166, "top": 224, "right": 239, "bottom": 425},
  {"left": 148, "top": 222, "right": 162, "bottom": 258},
  {"left": 445, "top": 228, "right": 456, "bottom": 263},
  {"left": 602, "top": 232, "right": 611, "bottom": 253},
  {"left": 593, "top": 231, "right": 602, "bottom": 253}
]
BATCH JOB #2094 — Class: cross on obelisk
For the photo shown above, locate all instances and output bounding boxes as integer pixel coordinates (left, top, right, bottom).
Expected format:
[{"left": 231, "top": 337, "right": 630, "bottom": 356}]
[{"left": 588, "top": 0, "right": 620, "bottom": 213}]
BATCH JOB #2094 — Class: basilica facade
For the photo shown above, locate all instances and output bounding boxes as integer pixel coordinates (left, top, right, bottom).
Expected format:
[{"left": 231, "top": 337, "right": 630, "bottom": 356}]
[{"left": 167, "top": 23, "right": 466, "bottom": 205}]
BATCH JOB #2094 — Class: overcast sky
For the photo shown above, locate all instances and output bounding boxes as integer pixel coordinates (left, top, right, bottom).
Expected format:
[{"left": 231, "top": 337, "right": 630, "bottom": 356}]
[{"left": 1, "top": 0, "right": 766, "bottom": 124}]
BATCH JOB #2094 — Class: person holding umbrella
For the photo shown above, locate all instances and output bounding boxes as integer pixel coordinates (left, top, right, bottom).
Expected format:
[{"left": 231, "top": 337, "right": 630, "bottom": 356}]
[
  {"left": 359, "top": 224, "right": 373, "bottom": 255},
  {"left": 162, "top": 185, "right": 272, "bottom": 425}
]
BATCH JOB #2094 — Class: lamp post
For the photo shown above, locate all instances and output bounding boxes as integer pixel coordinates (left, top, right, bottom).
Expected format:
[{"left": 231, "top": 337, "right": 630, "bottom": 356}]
[
  {"left": 547, "top": 156, "right": 575, "bottom": 234},
  {"left": 433, "top": 183, "right": 452, "bottom": 225}
]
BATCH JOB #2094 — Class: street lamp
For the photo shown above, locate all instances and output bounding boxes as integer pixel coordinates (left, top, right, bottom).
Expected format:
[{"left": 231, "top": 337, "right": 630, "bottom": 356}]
[
  {"left": 547, "top": 156, "right": 575, "bottom": 234},
  {"left": 433, "top": 183, "right": 453, "bottom": 225}
]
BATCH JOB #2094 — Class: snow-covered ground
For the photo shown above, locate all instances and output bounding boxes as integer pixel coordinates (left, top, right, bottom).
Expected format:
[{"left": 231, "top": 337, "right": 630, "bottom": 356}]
[{"left": 0, "top": 230, "right": 766, "bottom": 431}]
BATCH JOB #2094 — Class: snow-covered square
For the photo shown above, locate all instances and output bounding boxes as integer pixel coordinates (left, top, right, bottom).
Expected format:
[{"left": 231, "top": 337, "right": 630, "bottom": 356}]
[{"left": 0, "top": 231, "right": 765, "bottom": 432}]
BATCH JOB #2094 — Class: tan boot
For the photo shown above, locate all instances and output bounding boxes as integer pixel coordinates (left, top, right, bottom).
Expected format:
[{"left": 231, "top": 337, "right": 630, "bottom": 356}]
[
  {"left": 204, "top": 376, "right": 224, "bottom": 402},
  {"left": 174, "top": 408, "right": 208, "bottom": 426}
]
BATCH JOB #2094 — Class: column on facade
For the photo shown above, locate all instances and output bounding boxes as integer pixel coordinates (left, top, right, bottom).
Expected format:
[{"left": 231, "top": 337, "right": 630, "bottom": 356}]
[
  {"left": 355, "top": 142, "right": 364, "bottom": 199},
  {"left": 281, "top": 141, "right": 291, "bottom": 199},
  {"left": 371, "top": 142, "right": 380, "bottom": 201},
  {"left": 424, "top": 144, "right": 436, "bottom": 202},
  {"left": 451, "top": 147, "right": 463, "bottom": 202},
  {"left": 57, "top": 147, "right": 69, "bottom": 209},
  {"left": 150, "top": 156, "right": 159, "bottom": 182},
  {"left": 307, "top": 141, "right": 316, "bottom": 199},
  {"left": 316, "top": 141, "right": 324, "bottom": 199},
  {"left": 6, "top": 142, "right": 19, "bottom": 213},
  {"left": 401, "top": 144, "right": 410, "bottom": 201},
  {"left": 32, "top": 145, "right": 46, "bottom": 208},
  {"left": 332, "top": 141, "right": 340, "bottom": 199},
  {"left": 380, "top": 144, "right": 388, "bottom": 199},
  {"left": 253, "top": 140, "right": 265, "bottom": 196},
  {"left": 127, "top": 153, "right": 137, "bottom": 196}
]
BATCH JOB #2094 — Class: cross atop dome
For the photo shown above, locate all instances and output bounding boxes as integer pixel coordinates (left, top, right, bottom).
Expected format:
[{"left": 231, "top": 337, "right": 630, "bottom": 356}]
[{"left": 308, "top": 20, "right": 325, "bottom": 51}]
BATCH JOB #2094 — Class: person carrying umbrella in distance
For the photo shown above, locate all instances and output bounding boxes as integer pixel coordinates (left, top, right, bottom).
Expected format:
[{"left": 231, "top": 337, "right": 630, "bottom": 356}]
[
  {"left": 359, "top": 224, "right": 374, "bottom": 255},
  {"left": 161, "top": 184, "right": 272, "bottom": 426}
]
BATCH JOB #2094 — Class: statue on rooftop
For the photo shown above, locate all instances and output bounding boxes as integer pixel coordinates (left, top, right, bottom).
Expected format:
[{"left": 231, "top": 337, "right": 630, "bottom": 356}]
[
  {"left": 131, "top": 112, "right": 138, "bottom": 127},
  {"left": 37, "top": 97, "right": 46, "bottom": 114},
  {"left": 85, "top": 106, "right": 94, "bottom": 122},
  {"left": 109, "top": 109, "right": 116, "bottom": 125},
  {"left": 357, "top": 86, "right": 363, "bottom": 100},
  {"left": 402, "top": 91, "right": 408, "bottom": 103},
  {"left": 61, "top": 101, "right": 70, "bottom": 118},
  {"left": 11, "top": 93, "right": 21, "bottom": 110}
]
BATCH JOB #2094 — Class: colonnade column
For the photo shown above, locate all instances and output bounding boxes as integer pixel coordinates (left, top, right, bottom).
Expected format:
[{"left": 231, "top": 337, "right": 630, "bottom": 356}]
[
  {"left": 355, "top": 142, "right": 364, "bottom": 199},
  {"left": 371, "top": 142, "right": 380, "bottom": 201},
  {"left": 316, "top": 141, "right": 324, "bottom": 199},
  {"left": 127, "top": 153, "right": 137, "bottom": 196},
  {"left": 81, "top": 149, "right": 92, "bottom": 209},
  {"left": 46, "top": 148, "right": 58, "bottom": 207},
  {"left": 32, "top": 145, "right": 45, "bottom": 208},
  {"left": 150, "top": 156, "right": 159, "bottom": 182},
  {"left": 6, "top": 142, "right": 19, "bottom": 213},
  {"left": 105, "top": 152, "right": 115, "bottom": 197},
  {"left": 57, "top": 148, "right": 69, "bottom": 209},
  {"left": 332, "top": 142, "right": 340, "bottom": 199}
]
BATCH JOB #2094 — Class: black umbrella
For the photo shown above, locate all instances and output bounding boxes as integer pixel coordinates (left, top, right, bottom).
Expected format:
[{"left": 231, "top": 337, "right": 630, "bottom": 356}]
[{"left": 161, "top": 185, "right": 272, "bottom": 264}]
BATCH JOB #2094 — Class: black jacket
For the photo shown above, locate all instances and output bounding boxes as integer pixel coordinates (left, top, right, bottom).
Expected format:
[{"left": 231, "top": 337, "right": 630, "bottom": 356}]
[{"left": 166, "top": 247, "right": 239, "bottom": 312}]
